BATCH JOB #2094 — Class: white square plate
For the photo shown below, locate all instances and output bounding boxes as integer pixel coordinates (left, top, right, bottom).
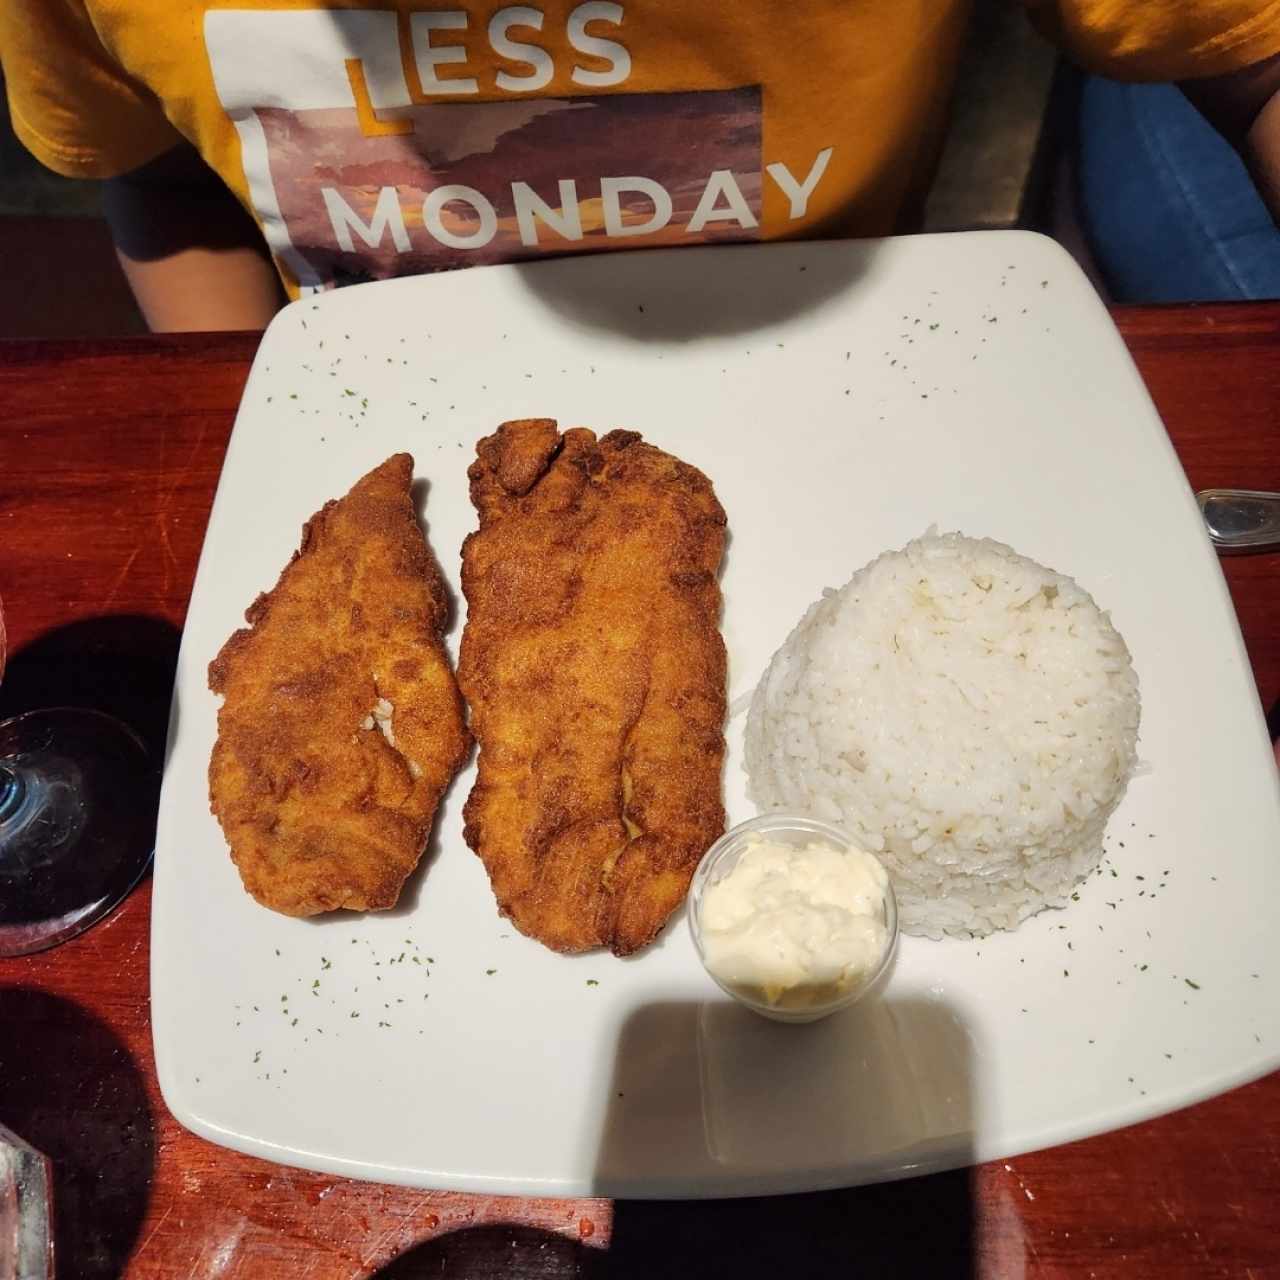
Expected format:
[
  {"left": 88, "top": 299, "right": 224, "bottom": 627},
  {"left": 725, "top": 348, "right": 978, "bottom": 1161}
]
[{"left": 152, "top": 233, "right": 1280, "bottom": 1197}]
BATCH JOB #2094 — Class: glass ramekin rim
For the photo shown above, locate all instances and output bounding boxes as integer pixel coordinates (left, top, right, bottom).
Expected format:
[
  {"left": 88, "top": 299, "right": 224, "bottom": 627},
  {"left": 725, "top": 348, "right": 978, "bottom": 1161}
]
[{"left": 687, "top": 810, "right": 899, "bottom": 1020}]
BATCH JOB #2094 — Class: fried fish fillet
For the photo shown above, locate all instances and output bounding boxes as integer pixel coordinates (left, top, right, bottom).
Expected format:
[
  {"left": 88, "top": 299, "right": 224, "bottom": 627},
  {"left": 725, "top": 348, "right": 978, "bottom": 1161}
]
[
  {"left": 459, "top": 420, "right": 727, "bottom": 955},
  {"left": 208, "top": 454, "right": 469, "bottom": 916}
]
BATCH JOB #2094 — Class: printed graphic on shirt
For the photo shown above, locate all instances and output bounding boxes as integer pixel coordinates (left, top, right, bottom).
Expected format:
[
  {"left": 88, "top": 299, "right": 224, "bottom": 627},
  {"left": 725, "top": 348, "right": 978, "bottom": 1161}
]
[
  {"left": 205, "top": 8, "right": 800, "bottom": 292},
  {"left": 258, "top": 89, "right": 762, "bottom": 285}
]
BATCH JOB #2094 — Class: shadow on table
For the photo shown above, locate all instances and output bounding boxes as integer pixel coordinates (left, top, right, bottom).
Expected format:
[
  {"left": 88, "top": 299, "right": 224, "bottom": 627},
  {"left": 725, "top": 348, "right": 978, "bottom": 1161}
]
[
  {"left": 0, "top": 988, "right": 156, "bottom": 1279},
  {"left": 0, "top": 614, "right": 178, "bottom": 880},
  {"left": 0, "top": 613, "right": 180, "bottom": 764},
  {"left": 509, "top": 238, "right": 881, "bottom": 345},
  {"left": 372, "top": 1224, "right": 597, "bottom": 1278},
  {"left": 599, "top": 1172, "right": 975, "bottom": 1278}
]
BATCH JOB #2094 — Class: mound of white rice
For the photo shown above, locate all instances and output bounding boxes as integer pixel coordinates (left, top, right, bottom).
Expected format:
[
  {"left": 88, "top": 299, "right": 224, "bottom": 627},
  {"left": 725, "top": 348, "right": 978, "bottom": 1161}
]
[{"left": 744, "top": 531, "right": 1141, "bottom": 939}]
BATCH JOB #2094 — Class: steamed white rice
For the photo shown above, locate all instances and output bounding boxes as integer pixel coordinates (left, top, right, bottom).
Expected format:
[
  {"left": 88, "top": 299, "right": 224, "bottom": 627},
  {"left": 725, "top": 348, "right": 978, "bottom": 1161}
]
[{"left": 744, "top": 531, "right": 1141, "bottom": 939}]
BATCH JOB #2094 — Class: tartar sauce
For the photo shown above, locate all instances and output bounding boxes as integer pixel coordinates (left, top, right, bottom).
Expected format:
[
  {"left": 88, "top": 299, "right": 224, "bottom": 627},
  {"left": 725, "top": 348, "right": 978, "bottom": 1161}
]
[{"left": 700, "top": 836, "right": 891, "bottom": 1010}]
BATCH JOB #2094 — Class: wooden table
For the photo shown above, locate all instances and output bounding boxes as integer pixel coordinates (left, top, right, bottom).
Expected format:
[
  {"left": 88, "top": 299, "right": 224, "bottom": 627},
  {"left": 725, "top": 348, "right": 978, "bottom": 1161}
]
[{"left": 1, "top": 307, "right": 1278, "bottom": 1279}]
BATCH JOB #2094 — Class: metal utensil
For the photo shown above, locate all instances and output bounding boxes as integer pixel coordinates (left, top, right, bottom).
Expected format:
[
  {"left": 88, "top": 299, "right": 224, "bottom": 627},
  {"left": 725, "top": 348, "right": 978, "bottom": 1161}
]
[{"left": 1196, "top": 489, "right": 1280, "bottom": 554}]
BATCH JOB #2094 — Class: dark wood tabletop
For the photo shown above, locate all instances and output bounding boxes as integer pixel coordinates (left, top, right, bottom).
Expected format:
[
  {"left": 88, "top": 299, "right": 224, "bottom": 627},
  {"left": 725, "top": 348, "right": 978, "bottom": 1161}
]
[{"left": 1, "top": 305, "right": 1278, "bottom": 1279}]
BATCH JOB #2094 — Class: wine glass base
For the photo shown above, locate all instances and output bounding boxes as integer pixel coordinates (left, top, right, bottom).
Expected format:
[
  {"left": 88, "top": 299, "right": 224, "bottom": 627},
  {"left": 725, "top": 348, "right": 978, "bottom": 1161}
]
[{"left": 0, "top": 708, "right": 157, "bottom": 958}]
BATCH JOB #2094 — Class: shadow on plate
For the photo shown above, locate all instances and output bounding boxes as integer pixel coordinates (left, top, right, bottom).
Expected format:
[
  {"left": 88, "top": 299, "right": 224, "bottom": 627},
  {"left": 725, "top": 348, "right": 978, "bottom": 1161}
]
[
  {"left": 410, "top": 476, "right": 463, "bottom": 636},
  {"left": 591, "top": 996, "right": 978, "bottom": 1277},
  {"left": 510, "top": 240, "right": 882, "bottom": 344},
  {"left": 337, "top": 790, "right": 453, "bottom": 920},
  {"left": 0, "top": 988, "right": 156, "bottom": 1279}
]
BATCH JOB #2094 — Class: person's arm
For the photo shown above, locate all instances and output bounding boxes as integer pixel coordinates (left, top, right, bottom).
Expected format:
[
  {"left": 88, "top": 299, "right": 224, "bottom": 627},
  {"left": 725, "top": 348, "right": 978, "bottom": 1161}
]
[
  {"left": 103, "top": 142, "right": 285, "bottom": 332},
  {"left": 1181, "top": 51, "right": 1280, "bottom": 223}
]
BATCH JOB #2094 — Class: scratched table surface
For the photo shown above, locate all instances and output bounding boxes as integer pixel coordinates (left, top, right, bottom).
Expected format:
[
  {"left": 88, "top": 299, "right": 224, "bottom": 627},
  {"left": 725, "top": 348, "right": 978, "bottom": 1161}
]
[{"left": 0, "top": 305, "right": 1278, "bottom": 1278}]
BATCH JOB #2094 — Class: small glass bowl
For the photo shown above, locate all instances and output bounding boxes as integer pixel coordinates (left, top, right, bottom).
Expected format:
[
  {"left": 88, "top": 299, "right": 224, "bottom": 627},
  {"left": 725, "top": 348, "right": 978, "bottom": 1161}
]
[{"left": 688, "top": 813, "right": 899, "bottom": 1024}]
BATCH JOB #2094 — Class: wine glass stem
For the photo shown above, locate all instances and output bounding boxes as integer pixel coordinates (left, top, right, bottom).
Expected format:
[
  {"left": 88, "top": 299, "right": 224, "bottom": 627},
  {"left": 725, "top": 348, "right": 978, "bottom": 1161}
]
[{"left": 0, "top": 763, "right": 25, "bottom": 824}]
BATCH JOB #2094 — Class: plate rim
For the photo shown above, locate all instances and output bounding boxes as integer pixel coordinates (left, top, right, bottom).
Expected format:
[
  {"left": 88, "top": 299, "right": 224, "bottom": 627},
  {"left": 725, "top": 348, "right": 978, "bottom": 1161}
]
[{"left": 150, "top": 230, "right": 1280, "bottom": 1197}]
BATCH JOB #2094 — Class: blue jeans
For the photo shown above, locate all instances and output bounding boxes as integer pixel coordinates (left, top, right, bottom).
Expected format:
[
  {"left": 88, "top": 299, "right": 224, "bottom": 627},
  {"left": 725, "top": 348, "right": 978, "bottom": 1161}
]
[{"left": 1076, "top": 77, "right": 1280, "bottom": 302}]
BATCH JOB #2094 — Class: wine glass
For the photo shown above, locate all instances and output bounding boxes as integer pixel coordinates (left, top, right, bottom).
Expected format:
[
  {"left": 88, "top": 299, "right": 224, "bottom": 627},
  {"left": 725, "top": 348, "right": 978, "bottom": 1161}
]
[{"left": 0, "top": 595, "right": 156, "bottom": 957}]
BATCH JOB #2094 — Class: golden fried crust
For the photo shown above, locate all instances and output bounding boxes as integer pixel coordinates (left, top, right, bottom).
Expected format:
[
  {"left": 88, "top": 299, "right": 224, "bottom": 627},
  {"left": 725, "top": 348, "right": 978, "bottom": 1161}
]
[
  {"left": 208, "top": 454, "right": 469, "bottom": 916},
  {"left": 459, "top": 420, "right": 727, "bottom": 955}
]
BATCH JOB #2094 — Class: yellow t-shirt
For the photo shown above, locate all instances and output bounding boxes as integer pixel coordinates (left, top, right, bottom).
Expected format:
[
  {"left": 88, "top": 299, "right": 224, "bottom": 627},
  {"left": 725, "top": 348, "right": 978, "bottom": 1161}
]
[{"left": 3, "top": 1, "right": 1279, "bottom": 297}]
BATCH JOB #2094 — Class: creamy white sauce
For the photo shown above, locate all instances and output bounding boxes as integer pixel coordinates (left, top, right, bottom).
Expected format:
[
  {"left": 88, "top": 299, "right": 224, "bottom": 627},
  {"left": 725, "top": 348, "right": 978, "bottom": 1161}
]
[{"left": 700, "top": 836, "right": 890, "bottom": 1009}]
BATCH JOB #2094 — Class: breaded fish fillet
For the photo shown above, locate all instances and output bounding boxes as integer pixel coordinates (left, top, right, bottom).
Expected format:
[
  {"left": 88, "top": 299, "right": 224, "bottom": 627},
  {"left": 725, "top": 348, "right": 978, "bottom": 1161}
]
[
  {"left": 208, "top": 454, "right": 468, "bottom": 916},
  {"left": 459, "top": 420, "right": 727, "bottom": 955}
]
